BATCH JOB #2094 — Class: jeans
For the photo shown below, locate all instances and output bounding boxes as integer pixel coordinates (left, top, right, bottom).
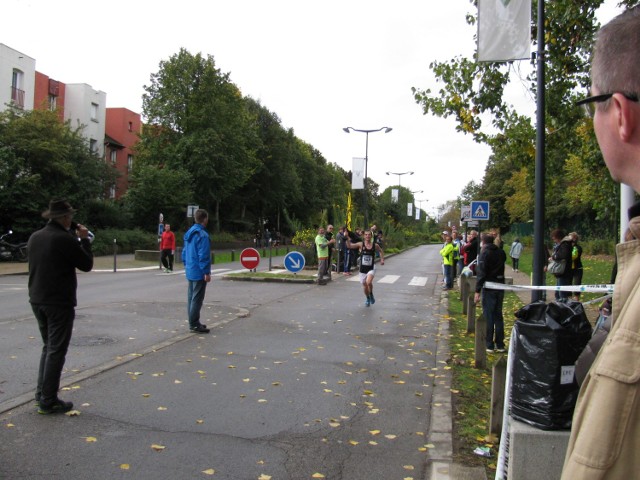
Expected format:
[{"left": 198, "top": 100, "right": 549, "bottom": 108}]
[
  {"left": 555, "top": 275, "right": 572, "bottom": 301},
  {"left": 32, "top": 304, "right": 75, "bottom": 405},
  {"left": 343, "top": 249, "right": 350, "bottom": 272},
  {"left": 482, "top": 288, "right": 505, "bottom": 350},
  {"left": 187, "top": 280, "right": 207, "bottom": 328},
  {"left": 443, "top": 264, "right": 453, "bottom": 288}
]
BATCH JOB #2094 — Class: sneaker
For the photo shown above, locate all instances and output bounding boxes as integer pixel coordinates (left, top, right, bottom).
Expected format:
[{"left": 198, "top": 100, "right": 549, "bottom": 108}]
[
  {"left": 496, "top": 348, "right": 506, "bottom": 353},
  {"left": 369, "top": 294, "right": 375, "bottom": 305},
  {"left": 38, "top": 399, "right": 73, "bottom": 415},
  {"left": 486, "top": 349, "right": 495, "bottom": 354},
  {"left": 190, "top": 325, "right": 210, "bottom": 333},
  {"left": 364, "top": 298, "right": 370, "bottom": 307}
]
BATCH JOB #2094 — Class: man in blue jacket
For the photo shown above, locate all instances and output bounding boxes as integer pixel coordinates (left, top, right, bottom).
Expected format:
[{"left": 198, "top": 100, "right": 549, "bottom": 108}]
[{"left": 182, "top": 209, "right": 211, "bottom": 333}]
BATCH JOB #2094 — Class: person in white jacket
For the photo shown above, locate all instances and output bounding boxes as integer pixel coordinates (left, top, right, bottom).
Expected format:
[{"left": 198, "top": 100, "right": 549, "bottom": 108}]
[{"left": 508, "top": 238, "right": 523, "bottom": 272}]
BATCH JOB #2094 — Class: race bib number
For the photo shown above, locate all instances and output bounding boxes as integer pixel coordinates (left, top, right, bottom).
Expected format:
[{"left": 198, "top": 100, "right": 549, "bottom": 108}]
[{"left": 361, "top": 254, "right": 373, "bottom": 266}]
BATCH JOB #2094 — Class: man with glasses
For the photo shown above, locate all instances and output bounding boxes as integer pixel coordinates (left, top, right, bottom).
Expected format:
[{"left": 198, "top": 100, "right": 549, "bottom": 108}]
[
  {"left": 562, "top": 7, "right": 640, "bottom": 479},
  {"left": 28, "top": 199, "right": 94, "bottom": 414}
]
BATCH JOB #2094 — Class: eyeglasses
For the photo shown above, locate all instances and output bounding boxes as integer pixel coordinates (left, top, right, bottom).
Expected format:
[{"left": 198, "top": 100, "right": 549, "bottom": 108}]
[{"left": 576, "top": 92, "right": 639, "bottom": 117}]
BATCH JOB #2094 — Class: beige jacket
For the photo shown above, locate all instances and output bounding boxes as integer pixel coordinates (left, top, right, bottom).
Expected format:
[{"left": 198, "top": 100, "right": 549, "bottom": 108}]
[{"left": 561, "top": 217, "right": 640, "bottom": 479}]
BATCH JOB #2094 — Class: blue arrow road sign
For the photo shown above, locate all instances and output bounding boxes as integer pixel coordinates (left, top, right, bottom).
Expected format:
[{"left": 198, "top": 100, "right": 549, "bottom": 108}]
[
  {"left": 284, "top": 251, "right": 306, "bottom": 273},
  {"left": 470, "top": 201, "right": 490, "bottom": 220}
]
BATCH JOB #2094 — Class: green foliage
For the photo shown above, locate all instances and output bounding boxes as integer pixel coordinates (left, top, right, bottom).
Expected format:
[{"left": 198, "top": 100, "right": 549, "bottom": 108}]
[
  {"left": 92, "top": 228, "right": 156, "bottom": 256},
  {"left": 0, "top": 108, "right": 112, "bottom": 236},
  {"left": 412, "top": 1, "right": 627, "bottom": 238},
  {"left": 122, "top": 164, "right": 193, "bottom": 231}
]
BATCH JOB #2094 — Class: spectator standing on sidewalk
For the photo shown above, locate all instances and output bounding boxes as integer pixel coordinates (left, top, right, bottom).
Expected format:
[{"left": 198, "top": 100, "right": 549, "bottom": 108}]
[
  {"left": 474, "top": 232, "right": 507, "bottom": 353},
  {"left": 439, "top": 234, "right": 455, "bottom": 290},
  {"left": 549, "top": 228, "right": 574, "bottom": 302},
  {"left": 160, "top": 223, "right": 176, "bottom": 273},
  {"left": 569, "top": 232, "right": 584, "bottom": 301},
  {"left": 562, "top": 8, "right": 640, "bottom": 478},
  {"left": 315, "top": 226, "right": 334, "bottom": 285},
  {"left": 182, "top": 209, "right": 211, "bottom": 333},
  {"left": 28, "top": 199, "right": 94, "bottom": 414},
  {"left": 509, "top": 238, "right": 524, "bottom": 272}
]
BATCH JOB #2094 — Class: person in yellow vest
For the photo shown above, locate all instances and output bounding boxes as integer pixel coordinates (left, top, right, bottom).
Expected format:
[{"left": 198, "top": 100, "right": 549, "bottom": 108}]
[{"left": 440, "top": 234, "right": 454, "bottom": 290}]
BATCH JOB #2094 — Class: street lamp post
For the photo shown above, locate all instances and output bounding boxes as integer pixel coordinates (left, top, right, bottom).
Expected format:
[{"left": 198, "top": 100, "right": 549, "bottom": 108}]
[
  {"left": 343, "top": 126, "right": 392, "bottom": 228},
  {"left": 386, "top": 171, "right": 414, "bottom": 188}
]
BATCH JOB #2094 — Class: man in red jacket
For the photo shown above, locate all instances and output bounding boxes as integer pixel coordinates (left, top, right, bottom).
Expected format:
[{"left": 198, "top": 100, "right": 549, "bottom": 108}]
[{"left": 160, "top": 223, "right": 176, "bottom": 273}]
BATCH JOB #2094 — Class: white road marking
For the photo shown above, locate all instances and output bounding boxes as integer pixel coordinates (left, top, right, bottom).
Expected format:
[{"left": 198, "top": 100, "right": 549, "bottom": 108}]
[
  {"left": 408, "top": 276, "right": 428, "bottom": 286},
  {"left": 378, "top": 275, "right": 400, "bottom": 284}
]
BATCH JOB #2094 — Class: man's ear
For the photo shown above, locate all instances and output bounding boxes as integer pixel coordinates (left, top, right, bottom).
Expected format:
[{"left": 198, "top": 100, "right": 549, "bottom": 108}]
[{"left": 615, "top": 93, "right": 639, "bottom": 142}]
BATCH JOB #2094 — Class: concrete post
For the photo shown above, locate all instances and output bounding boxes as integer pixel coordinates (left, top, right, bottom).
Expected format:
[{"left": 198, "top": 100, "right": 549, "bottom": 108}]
[
  {"left": 467, "top": 295, "right": 476, "bottom": 333},
  {"left": 490, "top": 355, "right": 507, "bottom": 435},
  {"left": 475, "top": 314, "right": 486, "bottom": 369}
]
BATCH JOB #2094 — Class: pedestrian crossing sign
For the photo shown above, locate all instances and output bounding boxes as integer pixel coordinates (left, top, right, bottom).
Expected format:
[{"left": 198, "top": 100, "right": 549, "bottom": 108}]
[{"left": 470, "top": 201, "right": 490, "bottom": 220}]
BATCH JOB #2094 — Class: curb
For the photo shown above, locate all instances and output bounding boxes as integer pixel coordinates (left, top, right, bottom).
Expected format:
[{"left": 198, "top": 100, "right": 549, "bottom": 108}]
[
  {"left": 427, "top": 289, "right": 455, "bottom": 479},
  {"left": 0, "top": 305, "right": 249, "bottom": 415}
]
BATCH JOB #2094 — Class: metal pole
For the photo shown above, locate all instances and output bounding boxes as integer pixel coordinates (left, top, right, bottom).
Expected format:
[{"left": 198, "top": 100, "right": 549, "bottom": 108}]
[
  {"left": 531, "top": 0, "right": 546, "bottom": 303},
  {"left": 364, "top": 131, "right": 369, "bottom": 229}
]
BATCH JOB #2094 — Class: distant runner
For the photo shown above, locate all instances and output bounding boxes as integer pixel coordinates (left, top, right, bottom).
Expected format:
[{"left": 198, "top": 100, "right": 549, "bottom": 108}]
[{"left": 346, "top": 229, "right": 384, "bottom": 306}]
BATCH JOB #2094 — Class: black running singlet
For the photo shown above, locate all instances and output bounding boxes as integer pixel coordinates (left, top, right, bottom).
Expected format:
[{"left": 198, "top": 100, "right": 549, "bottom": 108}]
[{"left": 359, "top": 244, "right": 375, "bottom": 274}]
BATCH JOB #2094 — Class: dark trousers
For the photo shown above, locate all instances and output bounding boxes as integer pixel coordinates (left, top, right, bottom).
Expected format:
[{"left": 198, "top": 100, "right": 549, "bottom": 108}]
[
  {"left": 444, "top": 264, "right": 453, "bottom": 288},
  {"left": 482, "top": 289, "right": 505, "bottom": 350},
  {"left": 32, "top": 304, "right": 75, "bottom": 405},
  {"left": 555, "top": 274, "right": 572, "bottom": 301},
  {"left": 187, "top": 280, "right": 207, "bottom": 328},
  {"left": 161, "top": 249, "right": 174, "bottom": 271}
]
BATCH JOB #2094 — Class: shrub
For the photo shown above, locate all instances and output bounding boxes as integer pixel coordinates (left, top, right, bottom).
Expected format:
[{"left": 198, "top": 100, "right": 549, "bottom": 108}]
[{"left": 91, "top": 228, "right": 156, "bottom": 256}]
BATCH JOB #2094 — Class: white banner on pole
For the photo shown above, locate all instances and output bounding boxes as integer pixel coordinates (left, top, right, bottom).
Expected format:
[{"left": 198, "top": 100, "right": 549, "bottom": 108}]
[
  {"left": 415, "top": 207, "right": 420, "bottom": 220},
  {"left": 352, "top": 157, "right": 365, "bottom": 189},
  {"left": 478, "top": 0, "right": 531, "bottom": 62},
  {"left": 391, "top": 189, "right": 398, "bottom": 203},
  {"left": 407, "top": 203, "right": 413, "bottom": 217}
]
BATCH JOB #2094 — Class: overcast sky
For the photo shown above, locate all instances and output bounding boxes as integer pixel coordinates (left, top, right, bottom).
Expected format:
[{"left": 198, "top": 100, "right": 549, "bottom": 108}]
[{"left": 6, "top": 0, "right": 624, "bottom": 216}]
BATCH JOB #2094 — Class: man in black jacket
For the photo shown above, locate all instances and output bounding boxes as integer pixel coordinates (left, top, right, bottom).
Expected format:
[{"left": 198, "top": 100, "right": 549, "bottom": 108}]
[
  {"left": 28, "top": 199, "right": 94, "bottom": 414},
  {"left": 474, "top": 233, "right": 507, "bottom": 353}
]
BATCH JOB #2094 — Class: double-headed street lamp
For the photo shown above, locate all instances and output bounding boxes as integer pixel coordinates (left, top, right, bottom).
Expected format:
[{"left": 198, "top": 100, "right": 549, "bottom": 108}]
[
  {"left": 343, "top": 126, "right": 393, "bottom": 228},
  {"left": 386, "top": 171, "right": 414, "bottom": 187}
]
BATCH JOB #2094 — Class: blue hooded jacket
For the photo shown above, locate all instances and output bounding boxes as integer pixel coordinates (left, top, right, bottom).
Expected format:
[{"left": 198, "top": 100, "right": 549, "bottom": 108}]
[{"left": 182, "top": 223, "right": 211, "bottom": 280}]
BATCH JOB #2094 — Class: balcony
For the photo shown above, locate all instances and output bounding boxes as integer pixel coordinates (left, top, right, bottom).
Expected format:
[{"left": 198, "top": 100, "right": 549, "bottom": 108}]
[{"left": 11, "top": 86, "right": 25, "bottom": 108}]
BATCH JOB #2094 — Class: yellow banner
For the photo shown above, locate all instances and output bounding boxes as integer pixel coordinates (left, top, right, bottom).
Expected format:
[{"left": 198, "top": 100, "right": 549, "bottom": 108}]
[{"left": 347, "top": 193, "right": 352, "bottom": 230}]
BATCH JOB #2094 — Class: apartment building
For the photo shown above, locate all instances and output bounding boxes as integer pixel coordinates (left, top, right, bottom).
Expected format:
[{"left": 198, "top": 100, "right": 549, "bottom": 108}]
[{"left": 0, "top": 43, "right": 140, "bottom": 198}]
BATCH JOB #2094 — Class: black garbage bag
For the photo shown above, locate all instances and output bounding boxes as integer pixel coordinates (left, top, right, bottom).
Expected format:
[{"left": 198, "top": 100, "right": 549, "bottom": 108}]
[{"left": 510, "top": 300, "right": 593, "bottom": 430}]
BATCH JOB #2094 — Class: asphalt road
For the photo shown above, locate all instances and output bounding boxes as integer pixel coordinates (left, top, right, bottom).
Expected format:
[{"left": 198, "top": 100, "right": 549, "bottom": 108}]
[{"left": 0, "top": 245, "right": 451, "bottom": 480}]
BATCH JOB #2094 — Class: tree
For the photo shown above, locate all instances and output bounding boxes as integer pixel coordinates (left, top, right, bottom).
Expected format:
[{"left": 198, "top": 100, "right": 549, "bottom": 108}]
[
  {"left": 412, "top": 0, "right": 637, "bottom": 236},
  {"left": 0, "top": 108, "right": 111, "bottom": 235},
  {"left": 139, "top": 48, "right": 260, "bottom": 232},
  {"left": 123, "top": 164, "right": 193, "bottom": 231}
]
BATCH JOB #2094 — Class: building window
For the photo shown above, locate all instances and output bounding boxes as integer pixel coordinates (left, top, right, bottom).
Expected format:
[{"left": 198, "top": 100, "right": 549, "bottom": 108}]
[
  {"left": 110, "top": 150, "right": 117, "bottom": 164},
  {"left": 109, "top": 184, "right": 116, "bottom": 199},
  {"left": 128, "top": 121, "right": 133, "bottom": 132},
  {"left": 127, "top": 154, "right": 133, "bottom": 172},
  {"left": 48, "top": 94, "right": 57, "bottom": 111},
  {"left": 89, "top": 139, "right": 98, "bottom": 154},
  {"left": 91, "top": 103, "right": 99, "bottom": 122},
  {"left": 11, "top": 69, "right": 25, "bottom": 108}
]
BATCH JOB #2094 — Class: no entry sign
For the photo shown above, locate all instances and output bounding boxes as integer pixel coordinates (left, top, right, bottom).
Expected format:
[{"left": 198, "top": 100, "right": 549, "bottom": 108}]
[{"left": 240, "top": 248, "right": 260, "bottom": 270}]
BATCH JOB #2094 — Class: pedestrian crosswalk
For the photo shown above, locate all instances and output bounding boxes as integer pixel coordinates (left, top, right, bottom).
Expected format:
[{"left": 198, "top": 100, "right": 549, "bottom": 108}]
[
  {"left": 346, "top": 274, "right": 428, "bottom": 287},
  {"left": 206, "top": 269, "right": 431, "bottom": 287}
]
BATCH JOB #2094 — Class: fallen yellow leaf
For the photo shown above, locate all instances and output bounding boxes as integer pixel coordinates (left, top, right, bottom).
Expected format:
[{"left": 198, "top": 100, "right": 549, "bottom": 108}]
[
  {"left": 120, "top": 464, "right": 130, "bottom": 470},
  {"left": 84, "top": 436, "right": 97, "bottom": 443},
  {"left": 202, "top": 468, "right": 215, "bottom": 475},
  {"left": 312, "top": 474, "right": 326, "bottom": 479},
  {"left": 151, "top": 444, "right": 165, "bottom": 451}
]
